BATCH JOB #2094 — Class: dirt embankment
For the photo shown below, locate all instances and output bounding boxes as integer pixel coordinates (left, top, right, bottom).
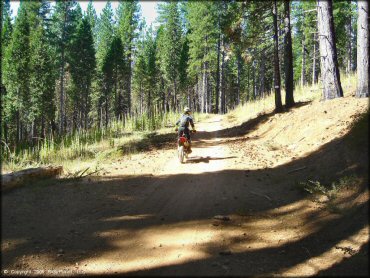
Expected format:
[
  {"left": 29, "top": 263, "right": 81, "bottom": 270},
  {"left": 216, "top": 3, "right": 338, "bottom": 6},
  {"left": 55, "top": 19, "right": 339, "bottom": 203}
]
[{"left": 1, "top": 95, "right": 369, "bottom": 276}]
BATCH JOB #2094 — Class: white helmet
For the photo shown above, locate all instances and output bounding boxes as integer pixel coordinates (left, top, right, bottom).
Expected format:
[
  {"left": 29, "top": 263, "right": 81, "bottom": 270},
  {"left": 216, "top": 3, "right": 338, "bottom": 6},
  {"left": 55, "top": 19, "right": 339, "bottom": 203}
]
[{"left": 184, "top": 107, "right": 191, "bottom": 113}]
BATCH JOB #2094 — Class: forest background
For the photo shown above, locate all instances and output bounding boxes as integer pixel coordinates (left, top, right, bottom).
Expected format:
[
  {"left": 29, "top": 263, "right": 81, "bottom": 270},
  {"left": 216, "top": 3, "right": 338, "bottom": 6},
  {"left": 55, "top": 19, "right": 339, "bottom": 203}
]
[{"left": 0, "top": 0, "right": 367, "bottom": 170}]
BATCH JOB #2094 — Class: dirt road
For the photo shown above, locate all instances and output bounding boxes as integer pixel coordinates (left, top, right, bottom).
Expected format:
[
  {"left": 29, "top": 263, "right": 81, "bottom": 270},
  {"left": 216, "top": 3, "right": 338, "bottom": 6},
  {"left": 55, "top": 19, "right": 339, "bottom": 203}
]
[{"left": 1, "top": 102, "right": 369, "bottom": 276}]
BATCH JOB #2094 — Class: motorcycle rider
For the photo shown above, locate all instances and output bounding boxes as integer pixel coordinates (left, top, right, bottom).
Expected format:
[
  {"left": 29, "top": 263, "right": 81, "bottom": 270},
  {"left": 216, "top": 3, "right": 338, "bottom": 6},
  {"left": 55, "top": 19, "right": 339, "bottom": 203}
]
[{"left": 175, "top": 107, "right": 196, "bottom": 153}]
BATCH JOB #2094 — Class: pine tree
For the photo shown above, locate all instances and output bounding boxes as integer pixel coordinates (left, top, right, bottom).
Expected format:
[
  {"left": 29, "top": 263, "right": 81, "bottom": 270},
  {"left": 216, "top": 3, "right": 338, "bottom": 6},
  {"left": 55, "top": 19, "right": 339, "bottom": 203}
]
[
  {"left": 29, "top": 23, "right": 55, "bottom": 139},
  {"left": 356, "top": 0, "right": 369, "bottom": 98},
  {"left": 50, "top": 0, "right": 78, "bottom": 134},
  {"left": 160, "top": 2, "right": 182, "bottom": 111},
  {"left": 1, "top": 0, "right": 13, "bottom": 143},
  {"left": 317, "top": 0, "right": 343, "bottom": 99},
  {"left": 3, "top": 2, "right": 30, "bottom": 143},
  {"left": 117, "top": 0, "right": 140, "bottom": 115},
  {"left": 284, "top": 0, "right": 295, "bottom": 108},
  {"left": 186, "top": 2, "right": 218, "bottom": 113},
  {"left": 94, "top": 1, "right": 115, "bottom": 127},
  {"left": 273, "top": 0, "right": 283, "bottom": 112},
  {"left": 86, "top": 0, "right": 97, "bottom": 45},
  {"left": 69, "top": 16, "right": 96, "bottom": 129}
]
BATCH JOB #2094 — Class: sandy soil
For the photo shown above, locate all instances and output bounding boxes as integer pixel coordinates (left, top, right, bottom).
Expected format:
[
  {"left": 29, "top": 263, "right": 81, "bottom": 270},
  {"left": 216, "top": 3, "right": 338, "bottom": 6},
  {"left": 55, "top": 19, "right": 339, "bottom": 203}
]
[{"left": 1, "top": 96, "right": 369, "bottom": 276}]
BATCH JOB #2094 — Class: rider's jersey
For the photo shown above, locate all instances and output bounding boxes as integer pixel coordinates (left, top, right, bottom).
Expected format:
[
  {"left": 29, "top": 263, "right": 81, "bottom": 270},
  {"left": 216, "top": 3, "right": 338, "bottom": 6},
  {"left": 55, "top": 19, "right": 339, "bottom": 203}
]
[{"left": 176, "top": 114, "right": 194, "bottom": 129}]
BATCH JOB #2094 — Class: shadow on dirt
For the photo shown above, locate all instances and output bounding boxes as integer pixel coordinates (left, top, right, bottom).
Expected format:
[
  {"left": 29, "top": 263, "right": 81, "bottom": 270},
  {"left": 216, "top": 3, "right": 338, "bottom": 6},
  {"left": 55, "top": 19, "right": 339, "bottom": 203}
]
[
  {"left": 185, "top": 156, "right": 237, "bottom": 164},
  {"left": 1, "top": 106, "right": 368, "bottom": 277},
  {"left": 196, "top": 101, "right": 312, "bottom": 140}
]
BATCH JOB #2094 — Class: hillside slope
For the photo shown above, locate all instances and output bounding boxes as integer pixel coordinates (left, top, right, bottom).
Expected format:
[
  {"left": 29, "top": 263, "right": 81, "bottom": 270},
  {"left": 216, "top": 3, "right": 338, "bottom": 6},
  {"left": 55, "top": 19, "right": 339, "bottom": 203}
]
[{"left": 1, "top": 94, "right": 368, "bottom": 276}]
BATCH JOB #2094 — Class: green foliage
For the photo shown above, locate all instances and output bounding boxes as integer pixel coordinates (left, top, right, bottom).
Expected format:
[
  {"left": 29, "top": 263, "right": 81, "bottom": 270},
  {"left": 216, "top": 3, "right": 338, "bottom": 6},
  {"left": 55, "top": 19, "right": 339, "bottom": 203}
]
[
  {"left": 1, "top": 1, "right": 360, "bottom": 171},
  {"left": 29, "top": 24, "right": 55, "bottom": 125},
  {"left": 96, "top": 1, "right": 114, "bottom": 68},
  {"left": 297, "top": 175, "right": 360, "bottom": 201},
  {"left": 2, "top": 2, "right": 31, "bottom": 140}
]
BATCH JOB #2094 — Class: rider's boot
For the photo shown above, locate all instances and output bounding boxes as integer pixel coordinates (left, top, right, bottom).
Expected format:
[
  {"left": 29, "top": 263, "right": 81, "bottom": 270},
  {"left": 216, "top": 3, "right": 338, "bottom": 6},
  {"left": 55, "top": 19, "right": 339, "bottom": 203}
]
[{"left": 188, "top": 143, "right": 192, "bottom": 153}]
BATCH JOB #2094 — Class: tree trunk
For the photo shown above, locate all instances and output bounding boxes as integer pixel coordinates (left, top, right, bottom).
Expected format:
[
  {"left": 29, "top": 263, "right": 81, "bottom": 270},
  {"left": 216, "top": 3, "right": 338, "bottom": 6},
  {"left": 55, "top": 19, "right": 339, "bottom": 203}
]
[
  {"left": 207, "top": 62, "right": 212, "bottom": 113},
  {"left": 59, "top": 48, "right": 65, "bottom": 134},
  {"left": 148, "top": 87, "right": 152, "bottom": 115},
  {"left": 356, "top": 0, "right": 369, "bottom": 98},
  {"left": 284, "top": 0, "right": 295, "bottom": 108},
  {"left": 105, "top": 96, "right": 108, "bottom": 128},
  {"left": 2, "top": 166, "right": 63, "bottom": 192},
  {"left": 346, "top": 1, "right": 352, "bottom": 74},
  {"left": 187, "top": 88, "right": 191, "bottom": 109},
  {"left": 219, "top": 38, "right": 225, "bottom": 114},
  {"left": 301, "top": 35, "right": 306, "bottom": 87},
  {"left": 202, "top": 62, "right": 206, "bottom": 113},
  {"left": 252, "top": 61, "right": 256, "bottom": 99},
  {"left": 16, "top": 110, "right": 20, "bottom": 144},
  {"left": 317, "top": 0, "right": 343, "bottom": 99},
  {"left": 127, "top": 51, "right": 132, "bottom": 115},
  {"left": 259, "top": 55, "right": 265, "bottom": 98},
  {"left": 247, "top": 64, "right": 250, "bottom": 102},
  {"left": 273, "top": 0, "right": 283, "bottom": 112},
  {"left": 41, "top": 117, "right": 45, "bottom": 139},
  {"left": 312, "top": 32, "right": 317, "bottom": 86},
  {"left": 161, "top": 77, "right": 165, "bottom": 113},
  {"left": 237, "top": 52, "right": 241, "bottom": 106},
  {"left": 215, "top": 21, "right": 221, "bottom": 114},
  {"left": 174, "top": 79, "right": 178, "bottom": 111},
  {"left": 59, "top": 7, "right": 68, "bottom": 135}
]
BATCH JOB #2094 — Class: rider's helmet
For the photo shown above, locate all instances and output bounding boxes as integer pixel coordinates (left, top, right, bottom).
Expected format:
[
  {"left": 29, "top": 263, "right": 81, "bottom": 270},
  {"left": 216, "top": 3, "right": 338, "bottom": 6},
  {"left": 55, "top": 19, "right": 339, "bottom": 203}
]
[{"left": 184, "top": 107, "right": 191, "bottom": 114}]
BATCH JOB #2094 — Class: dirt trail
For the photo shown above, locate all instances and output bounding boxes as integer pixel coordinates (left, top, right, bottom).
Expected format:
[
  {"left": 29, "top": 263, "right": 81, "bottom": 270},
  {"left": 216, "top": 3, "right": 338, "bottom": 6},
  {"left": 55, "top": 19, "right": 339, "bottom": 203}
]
[{"left": 1, "top": 97, "right": 369, "bottom": 276}]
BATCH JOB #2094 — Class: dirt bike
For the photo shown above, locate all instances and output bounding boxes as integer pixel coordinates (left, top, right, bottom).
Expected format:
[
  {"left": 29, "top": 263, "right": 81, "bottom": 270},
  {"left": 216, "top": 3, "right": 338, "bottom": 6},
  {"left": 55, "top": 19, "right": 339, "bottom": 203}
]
[{"left": 177, "top": 129, "right": 196, "bottom": 163}]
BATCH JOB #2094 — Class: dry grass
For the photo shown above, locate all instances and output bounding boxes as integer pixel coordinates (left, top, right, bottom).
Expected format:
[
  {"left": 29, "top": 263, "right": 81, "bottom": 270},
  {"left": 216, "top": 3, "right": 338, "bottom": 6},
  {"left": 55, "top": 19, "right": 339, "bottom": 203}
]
[{"left": 225, "top": 73, "right": 357, "bottom": 127}]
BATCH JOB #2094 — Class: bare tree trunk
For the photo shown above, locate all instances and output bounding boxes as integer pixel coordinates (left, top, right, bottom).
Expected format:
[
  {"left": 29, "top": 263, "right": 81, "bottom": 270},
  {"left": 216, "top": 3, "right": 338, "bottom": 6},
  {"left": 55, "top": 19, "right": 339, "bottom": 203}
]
[
  {"left": 174, "top": 79, "right": 178, "bottom": 111},
  {"left": 202, "top": 62, "right": 206, "bottom": 113},
  {"left": 161, "top": 77, "right": 165, "bottom": 113},
  {"left": 252, "top": 61, "right": 256, "bottom": 99},
  {"left": 140, "top": 82, "right": 143, "bottom": 114},
  {"left": 317, "top": 0, "right": 343, "bottom": 99},
  {"left": 219, "top": 38, "right": 225, "bottom": 114},
  {"left": 284, "top": 0, "right": 295, "bottom": 108},
  {"left": 312, "top": 32, "right": 317, "bottom": 86},
  {"left": 16, "top": 109, "right": 20, "bottom": 144},
  {"left": 41, "top": 117, "right": 45, "bottom": 139},
  {"left": 237, "top": 52, "right": 241, "bottom": 106},
  {"left": 246, "top": 64, "right": 251, "bottom": 102},
  {"left": 356, "top": 0, "right": 369, "bottom": 97},
  {"left": 259, "top": 54, "right": 265, "bottom": 98},
  {"left": 59, "top": 48, "right": 65, "bottom": 134},
  {"left": 301, "top": 35, "right": 306, "bottom": 87},
  {"left": 197, "top": 74, "right": 202, "bottom": 112},
  {"left": 207, "top": 62, "right": 212, "bottom": 113},
  {"left": 346, "top": 0, "right": 353, "bottom": 74},
  {"left": 59, "top": 6, "right": 68, "bottom": 135},
  {"left": 105, "top": 97, "right": 108, "bottom": 128},
  {"left": 273, "top": 0, "right": 283, "bottom": 112},
  {"left": 127, "top": 51, "right": 132, "bottom": 115},
  {"left": 215, "top": 21, "right": 221, "bottom": 114},
  {"left": 148, "top": 88, "right": 152, "bottom": 115}
]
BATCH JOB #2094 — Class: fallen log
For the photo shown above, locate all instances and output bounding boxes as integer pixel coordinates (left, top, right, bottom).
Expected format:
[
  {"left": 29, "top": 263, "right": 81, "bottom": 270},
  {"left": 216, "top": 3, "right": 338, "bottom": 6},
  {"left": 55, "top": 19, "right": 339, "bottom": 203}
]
[{"left": 1, "top": 166, "right": 63, "bottom": 192}]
